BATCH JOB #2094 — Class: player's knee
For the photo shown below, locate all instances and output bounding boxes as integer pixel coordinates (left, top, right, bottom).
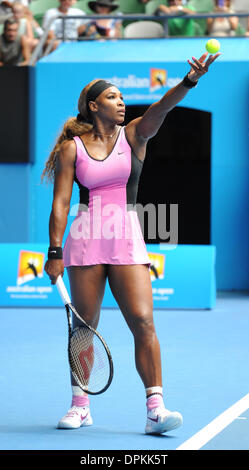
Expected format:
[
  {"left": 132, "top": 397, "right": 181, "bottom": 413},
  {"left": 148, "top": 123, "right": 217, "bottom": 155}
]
[
  {"left": 132, "top": 313, "right": 156, "bottom": 340},
  {"left": 74, "top": 309, "right": 99, "bottom": 329}
]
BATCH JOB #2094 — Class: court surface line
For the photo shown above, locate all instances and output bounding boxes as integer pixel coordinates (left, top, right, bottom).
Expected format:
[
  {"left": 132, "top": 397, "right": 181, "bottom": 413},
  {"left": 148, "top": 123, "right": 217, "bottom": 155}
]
[{"left": 176, "top": 393, "right": 249, "bottom": 450}]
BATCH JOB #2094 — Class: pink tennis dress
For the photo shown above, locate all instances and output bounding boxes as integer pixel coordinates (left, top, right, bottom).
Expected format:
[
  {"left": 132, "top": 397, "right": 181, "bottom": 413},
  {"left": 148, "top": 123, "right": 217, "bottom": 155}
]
[{"left": 63, "top": 126, "right": 150, "bottom": 267}]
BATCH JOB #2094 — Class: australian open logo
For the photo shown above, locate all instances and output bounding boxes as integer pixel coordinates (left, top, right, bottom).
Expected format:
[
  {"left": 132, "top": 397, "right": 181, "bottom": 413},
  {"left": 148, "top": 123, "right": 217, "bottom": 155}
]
[
  {"left": 148, "top": 252, "right": 165, "bottom": 282},
  {"left": 17, "top": 250, "right": 44, "bottom": 285},
  {"left": 6, "top": 250, "right": 52, "bottom": 300},
  {"left": 150, "top": 68, "right": 167, "bottom": 92}
]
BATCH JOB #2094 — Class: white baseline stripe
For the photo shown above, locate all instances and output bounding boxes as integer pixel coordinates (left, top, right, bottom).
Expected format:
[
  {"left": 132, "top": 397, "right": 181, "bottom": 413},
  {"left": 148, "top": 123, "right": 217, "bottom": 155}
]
[{"left": 177, "top": 393, "right": 249, "bottom": 450}]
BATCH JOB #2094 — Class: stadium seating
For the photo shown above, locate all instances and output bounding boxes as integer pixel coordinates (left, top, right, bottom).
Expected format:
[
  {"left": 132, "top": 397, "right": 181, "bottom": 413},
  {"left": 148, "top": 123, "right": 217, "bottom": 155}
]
[
  {"left": 233, "top": 0, "right": 249, "bottom": 34},
  {"left": 123, "top": 20, "right": 164, "bottom": 37},
  {"left": 118, "top": 0, "right": 145, "bottom": 14},
  {"left": 30, "top": 0, "right": 59, "bottom": 25},
  {"left": 188, "top": 0, "right": 215, "bottom": 36},
  {"left": 144, "top": 0, "right": 168, "bottom": 15}
]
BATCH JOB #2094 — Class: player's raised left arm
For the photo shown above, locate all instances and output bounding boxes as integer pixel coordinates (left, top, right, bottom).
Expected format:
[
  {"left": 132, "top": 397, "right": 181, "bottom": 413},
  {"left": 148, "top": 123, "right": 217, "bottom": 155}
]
[{"left": 131, "top": 52, "right": 220, "bottom": 141}]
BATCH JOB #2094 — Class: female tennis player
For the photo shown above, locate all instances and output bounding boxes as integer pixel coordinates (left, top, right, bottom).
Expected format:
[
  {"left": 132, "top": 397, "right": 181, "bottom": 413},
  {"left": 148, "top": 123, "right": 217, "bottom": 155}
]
[{"left": 43, "top": 50, "right": 219, "bottom": 434}]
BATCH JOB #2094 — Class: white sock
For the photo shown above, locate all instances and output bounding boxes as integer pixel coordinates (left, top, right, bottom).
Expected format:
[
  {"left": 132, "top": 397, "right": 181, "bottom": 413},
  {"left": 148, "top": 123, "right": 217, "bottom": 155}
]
[{"left": 145, "top": 386, "right": 163, "bottom": 398}]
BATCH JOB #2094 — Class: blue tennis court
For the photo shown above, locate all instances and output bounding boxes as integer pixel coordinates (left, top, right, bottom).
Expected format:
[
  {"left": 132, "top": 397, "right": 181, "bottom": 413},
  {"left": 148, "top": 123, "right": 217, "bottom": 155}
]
[{"left": 1, "top": 291, "right": 249, "bottom": 451}]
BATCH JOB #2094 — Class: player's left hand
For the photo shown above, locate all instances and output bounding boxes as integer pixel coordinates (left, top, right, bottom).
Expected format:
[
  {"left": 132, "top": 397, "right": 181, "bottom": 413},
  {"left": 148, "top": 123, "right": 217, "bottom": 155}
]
[{"left": 187, "top": 51, "right": 221, "bottom": 82}]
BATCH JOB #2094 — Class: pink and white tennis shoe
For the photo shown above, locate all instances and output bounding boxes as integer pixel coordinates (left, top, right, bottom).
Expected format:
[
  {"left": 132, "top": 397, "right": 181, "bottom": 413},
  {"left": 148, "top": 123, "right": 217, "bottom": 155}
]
[
  {"left": 57, "top": 406, "right": 93, "bottom": 429},
  {"left": 145, "top": 406, "right": 183, "bottom": 434},
  {"left": 57, "top": 404, "right": 182, "bottom": 433}
]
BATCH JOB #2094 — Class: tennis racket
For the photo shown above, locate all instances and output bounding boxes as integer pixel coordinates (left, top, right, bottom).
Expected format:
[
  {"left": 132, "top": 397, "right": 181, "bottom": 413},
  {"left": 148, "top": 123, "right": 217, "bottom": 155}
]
[{"left": 56, "top": 275, "right": 114, "bottom": 395}]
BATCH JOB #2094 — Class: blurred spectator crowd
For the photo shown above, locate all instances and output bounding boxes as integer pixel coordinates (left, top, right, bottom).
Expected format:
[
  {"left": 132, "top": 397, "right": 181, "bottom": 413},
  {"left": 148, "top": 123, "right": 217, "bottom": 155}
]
[{"left": 0, "top": 0, "right": 249, "bottom": 66}]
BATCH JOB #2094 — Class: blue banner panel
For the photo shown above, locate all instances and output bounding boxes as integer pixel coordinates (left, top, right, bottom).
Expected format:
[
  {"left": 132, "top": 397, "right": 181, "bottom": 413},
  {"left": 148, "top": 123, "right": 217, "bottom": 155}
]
[
  {"left": 32, "top": 38, "right": 249, "bottom": 290},
  {"left": 0, "top": 244, "right": 215, "bottom": 309}
]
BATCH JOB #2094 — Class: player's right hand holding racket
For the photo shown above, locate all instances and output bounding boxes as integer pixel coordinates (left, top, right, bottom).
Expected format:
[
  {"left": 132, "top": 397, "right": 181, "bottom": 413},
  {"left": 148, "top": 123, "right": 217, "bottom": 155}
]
[
  {"left": 45, "top": 258, "right": 64, "bottom": 285},
  {"left": 56, "top": 275, "right": 114, "bottom": 395}
]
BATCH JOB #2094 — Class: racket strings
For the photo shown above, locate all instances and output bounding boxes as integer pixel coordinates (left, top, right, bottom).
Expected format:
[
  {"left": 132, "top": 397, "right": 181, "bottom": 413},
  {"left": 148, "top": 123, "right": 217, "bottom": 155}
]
[{"left": 69, "top": 326, "right": 111, "bottom": 394}]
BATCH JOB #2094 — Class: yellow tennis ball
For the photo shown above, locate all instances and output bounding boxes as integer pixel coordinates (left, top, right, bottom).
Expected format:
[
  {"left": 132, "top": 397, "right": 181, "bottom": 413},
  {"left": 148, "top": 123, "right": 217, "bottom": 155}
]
[{"left": 206, "top": 39, "right": 220, "bottom": 54}]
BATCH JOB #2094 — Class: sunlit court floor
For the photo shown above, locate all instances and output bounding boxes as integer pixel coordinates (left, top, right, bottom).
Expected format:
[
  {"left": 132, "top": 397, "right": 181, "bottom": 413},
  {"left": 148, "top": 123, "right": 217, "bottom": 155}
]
[{"left": 1, "top": 291, "right": 249, "bottom": 452}]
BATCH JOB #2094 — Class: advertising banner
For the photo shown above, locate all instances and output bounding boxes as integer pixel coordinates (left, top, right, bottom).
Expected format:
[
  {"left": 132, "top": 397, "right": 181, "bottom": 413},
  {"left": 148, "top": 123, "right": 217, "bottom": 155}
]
[{"left": 0, "top": 244, "right": 216, "bottom": 309}]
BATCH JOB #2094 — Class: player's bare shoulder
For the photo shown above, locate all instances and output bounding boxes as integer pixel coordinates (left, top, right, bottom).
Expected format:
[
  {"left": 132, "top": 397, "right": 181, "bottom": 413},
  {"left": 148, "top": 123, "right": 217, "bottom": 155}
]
[{"left": 57, "top": 139, "right": 77, "bottom": 169}]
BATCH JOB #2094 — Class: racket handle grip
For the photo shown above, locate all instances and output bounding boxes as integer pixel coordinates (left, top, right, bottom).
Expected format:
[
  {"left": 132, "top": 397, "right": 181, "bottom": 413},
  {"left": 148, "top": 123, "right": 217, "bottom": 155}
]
[{"left": 56, "top": 275, "right": 71, "bottom": 305}]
